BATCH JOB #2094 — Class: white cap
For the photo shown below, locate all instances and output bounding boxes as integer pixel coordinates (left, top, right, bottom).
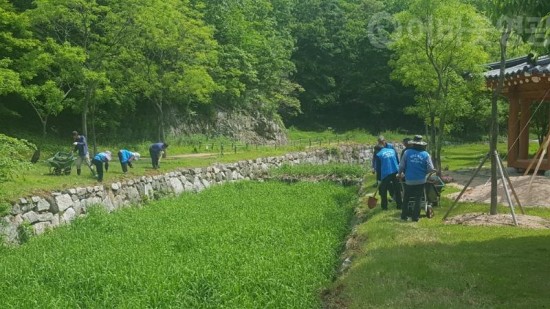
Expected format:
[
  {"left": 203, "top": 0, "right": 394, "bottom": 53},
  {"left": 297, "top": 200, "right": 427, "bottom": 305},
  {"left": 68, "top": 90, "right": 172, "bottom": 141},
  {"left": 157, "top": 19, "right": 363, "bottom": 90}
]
[{"left": 133, "top": 152, "right": 140, "bottom": 160}]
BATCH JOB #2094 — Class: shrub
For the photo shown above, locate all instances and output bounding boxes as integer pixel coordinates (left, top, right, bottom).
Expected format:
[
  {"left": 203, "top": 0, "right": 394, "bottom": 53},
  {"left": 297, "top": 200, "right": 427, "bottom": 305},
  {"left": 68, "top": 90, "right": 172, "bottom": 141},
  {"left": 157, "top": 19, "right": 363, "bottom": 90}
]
[{"left": 0, "top": 134, "right": 35, "bottom": 183}]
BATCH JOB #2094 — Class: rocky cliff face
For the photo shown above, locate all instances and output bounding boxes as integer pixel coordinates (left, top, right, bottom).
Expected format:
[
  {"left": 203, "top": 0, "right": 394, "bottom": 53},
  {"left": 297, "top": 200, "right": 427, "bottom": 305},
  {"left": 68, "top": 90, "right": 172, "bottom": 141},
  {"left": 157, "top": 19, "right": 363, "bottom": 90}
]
[{"left": 168, "top": 109, "right": 288, "bottom": 145}]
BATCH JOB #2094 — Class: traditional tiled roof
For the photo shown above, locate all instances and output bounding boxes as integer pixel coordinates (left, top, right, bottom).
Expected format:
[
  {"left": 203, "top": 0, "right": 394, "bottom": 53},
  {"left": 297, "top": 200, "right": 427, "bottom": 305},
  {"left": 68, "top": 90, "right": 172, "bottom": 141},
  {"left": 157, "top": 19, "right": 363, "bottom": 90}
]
[{"left": 485, "top": 54, "right": 550, "bottom": 80}]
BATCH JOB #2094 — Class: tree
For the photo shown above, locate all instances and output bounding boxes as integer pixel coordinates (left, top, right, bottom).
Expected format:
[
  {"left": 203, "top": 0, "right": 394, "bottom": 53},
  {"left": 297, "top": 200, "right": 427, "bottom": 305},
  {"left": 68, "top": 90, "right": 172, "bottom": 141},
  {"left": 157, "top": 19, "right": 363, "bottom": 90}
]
[
  {"left": 128, "top": 0, "right": 219, "bottom": 141},
  {"left": 0, "top": 0, "right": 32, "bottom": 98},
  {"left": 29, "top": 0, "right": 132, "bottom": 152},
  {"left": 389, "top": 0, "right": 493, "bottom": 172},
  {"left": 18, "top": 40, "right": 85, "bottom": 136},
  {"left": 200, "top": 0, "right": 300, "bottom": 118},
  {"left": 286, "top": 0, "right": 417, "bottom": 131}
]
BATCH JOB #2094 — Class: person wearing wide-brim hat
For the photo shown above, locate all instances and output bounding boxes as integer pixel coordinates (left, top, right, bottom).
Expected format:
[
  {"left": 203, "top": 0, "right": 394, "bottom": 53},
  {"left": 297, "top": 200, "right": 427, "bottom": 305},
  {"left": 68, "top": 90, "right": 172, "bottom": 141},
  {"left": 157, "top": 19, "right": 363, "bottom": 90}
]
[
  {"left": 398, "top": 135, "right": 435, "bottom": 222},
  {"left": 410, "top": 134, "right": 427, "bottom": 150}
]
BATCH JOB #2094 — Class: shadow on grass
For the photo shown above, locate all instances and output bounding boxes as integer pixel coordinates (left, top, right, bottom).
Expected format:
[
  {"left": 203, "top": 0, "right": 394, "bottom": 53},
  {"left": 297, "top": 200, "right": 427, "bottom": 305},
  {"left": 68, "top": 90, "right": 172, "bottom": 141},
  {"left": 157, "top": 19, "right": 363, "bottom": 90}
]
[{"left": 327, "top": 231, "right": 550, "bottom": 309}]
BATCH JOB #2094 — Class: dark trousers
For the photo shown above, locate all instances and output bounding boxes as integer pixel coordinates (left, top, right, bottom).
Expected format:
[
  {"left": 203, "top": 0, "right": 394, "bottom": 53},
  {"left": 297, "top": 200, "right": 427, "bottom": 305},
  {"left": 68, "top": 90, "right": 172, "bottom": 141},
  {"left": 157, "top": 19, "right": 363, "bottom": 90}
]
[
  {"left": 402, "top": 183, "right": 424, "bottom": 221},
  {"left": 92, "top": 159, "right": 104, "bottom": 182},
  {"left": 379, "top": 173, "right": 402, "bottom": 210},
  {"left": 149, "top": 148, "right": 160, "bottom": 169}
]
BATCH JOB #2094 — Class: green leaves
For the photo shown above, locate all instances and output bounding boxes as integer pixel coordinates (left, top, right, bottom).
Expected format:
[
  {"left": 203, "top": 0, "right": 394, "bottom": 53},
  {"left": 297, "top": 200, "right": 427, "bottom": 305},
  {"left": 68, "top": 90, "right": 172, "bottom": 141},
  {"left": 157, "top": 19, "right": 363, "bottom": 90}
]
[{"left": 0, "top": 133, "right": 34, "bottom": 183}]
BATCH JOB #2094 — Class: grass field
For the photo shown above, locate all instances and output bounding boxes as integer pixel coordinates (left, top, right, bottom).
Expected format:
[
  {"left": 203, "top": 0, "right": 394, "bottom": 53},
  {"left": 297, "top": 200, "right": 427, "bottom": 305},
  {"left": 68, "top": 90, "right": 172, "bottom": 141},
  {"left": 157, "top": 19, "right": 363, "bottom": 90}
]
[
  {"left": 0, "top": 181, "right": 357, "bottom": 308},
  {"left": 2, "top": 132, "right": 550, "bottom": 308}
]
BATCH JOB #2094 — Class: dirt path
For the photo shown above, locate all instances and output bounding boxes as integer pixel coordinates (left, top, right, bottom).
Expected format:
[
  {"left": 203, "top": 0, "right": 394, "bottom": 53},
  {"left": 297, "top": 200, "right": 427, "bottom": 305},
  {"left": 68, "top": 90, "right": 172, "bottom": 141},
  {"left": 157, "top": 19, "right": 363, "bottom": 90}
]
[{"left": 168, "top": 153, "right": 215, "bottom": 159}]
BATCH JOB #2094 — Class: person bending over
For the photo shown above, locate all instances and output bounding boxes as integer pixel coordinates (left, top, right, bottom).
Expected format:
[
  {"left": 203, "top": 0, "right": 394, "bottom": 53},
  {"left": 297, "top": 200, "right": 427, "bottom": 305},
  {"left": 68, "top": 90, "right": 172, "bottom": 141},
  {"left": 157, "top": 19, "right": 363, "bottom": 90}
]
[
  {"left": 92, "top": 151, "right": 111, "bottom": 182},
  {"left": 149, "top": 142, "right": 168, "bottom": 169},
  {"left": 118, "top": 149, "right": 140, "bottom": 173}
]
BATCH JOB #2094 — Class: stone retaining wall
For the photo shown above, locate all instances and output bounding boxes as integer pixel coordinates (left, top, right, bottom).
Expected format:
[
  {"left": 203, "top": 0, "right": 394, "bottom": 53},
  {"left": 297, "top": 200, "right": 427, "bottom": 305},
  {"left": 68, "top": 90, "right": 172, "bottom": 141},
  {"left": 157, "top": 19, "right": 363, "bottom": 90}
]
[{"left": 1, "top": 145, "right": 372, "bottom": 244}]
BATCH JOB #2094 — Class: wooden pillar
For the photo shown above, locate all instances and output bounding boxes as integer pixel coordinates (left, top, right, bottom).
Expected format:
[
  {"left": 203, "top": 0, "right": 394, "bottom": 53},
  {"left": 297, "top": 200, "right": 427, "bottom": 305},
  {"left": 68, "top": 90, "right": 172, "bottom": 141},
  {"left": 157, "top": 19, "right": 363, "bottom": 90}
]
[
  {"left": 519, "top": 97, "right": 531, "bottom": 160},
  {"left": 507, "top": 91, "right": 520, "bottom": 165}
]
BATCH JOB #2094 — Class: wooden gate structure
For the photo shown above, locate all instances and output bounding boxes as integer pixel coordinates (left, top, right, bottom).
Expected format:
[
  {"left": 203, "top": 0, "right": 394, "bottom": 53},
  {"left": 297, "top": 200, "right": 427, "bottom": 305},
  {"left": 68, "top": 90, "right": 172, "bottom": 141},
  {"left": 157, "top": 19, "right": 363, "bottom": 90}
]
[{"left": 485, "top": 54, "right": 550, "bottom": 172}]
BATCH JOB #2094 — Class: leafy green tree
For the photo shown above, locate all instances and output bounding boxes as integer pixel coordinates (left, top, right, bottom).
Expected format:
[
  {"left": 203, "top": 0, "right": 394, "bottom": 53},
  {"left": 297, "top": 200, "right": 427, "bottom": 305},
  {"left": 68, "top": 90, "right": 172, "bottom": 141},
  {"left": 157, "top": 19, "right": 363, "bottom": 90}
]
[
  {"left": 126, "top": 0, "right": 219, "bottom": 141},
  {"left": 18, "top": 40, "right": 85, "bottom": 136},
  {"left": 389, "top": 0, "right": 493, "bottom": 171},
  {"left": 29, "top": 0, "right": 131, "bottom": 151},
  {"left": 200, "top": 0, "right": 300, "bottom": 118},
  {"left": 0, "top": 0, "right": 33, "bottom": 98},
  {"left": 287, "top": 0, "right": 414, "bottom": 131}
]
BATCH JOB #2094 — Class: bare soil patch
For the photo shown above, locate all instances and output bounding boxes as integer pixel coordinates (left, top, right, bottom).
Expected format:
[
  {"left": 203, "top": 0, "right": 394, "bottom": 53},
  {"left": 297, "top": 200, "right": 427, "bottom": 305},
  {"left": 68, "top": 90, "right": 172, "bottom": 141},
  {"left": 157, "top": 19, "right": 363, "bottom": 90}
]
[
  {"left": 446, "top": 169, "right": 550, "bottom": 207},
  {"left": 443, "top": 169, "right": 550, "bottom": 229},
  {"left": 445, "top": 213, "right": 550, "bottom": 229}
]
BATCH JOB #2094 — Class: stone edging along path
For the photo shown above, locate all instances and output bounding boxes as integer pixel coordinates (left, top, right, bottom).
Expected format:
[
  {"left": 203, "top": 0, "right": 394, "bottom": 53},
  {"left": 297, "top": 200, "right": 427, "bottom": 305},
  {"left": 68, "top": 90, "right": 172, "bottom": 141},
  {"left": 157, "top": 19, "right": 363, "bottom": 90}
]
[{"left": 1, "top": 145, "right": 373, "bottom": 245}]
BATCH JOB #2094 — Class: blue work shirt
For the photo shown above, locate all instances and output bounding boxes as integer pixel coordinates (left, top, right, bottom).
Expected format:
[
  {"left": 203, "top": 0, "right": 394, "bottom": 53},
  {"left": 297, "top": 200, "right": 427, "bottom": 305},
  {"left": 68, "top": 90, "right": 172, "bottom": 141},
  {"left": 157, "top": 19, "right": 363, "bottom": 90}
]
[
  {"left": 94, "top": 152, "right": 111, "bottom": 162},
  {"left": 74, "top": 135, "right": 89, "bottom": 157},
  {"left": 375, "top": 147, "right": 399, "bottom": 180},
  {"left": 150, "top": 143, "right": 165, "bottom": 154},
  {"left": 118, "top": 149, "right": 135, "bottom": 163},
  {"left": 399, "top": 149, "right": 436, "bottom": 185}
]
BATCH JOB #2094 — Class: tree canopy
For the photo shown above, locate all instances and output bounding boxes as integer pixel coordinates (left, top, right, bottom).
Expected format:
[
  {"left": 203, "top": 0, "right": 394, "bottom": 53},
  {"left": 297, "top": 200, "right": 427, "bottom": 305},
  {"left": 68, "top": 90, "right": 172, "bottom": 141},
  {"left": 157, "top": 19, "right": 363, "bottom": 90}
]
[{"left": 1, "top": 0, "right": 549, "bottom": 144}]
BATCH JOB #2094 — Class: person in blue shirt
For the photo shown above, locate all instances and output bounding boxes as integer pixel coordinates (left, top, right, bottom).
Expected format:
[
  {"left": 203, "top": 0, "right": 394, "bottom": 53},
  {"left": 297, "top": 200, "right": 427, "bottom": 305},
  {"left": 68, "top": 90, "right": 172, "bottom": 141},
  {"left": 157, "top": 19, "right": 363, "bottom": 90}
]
[
  {"left": 371, "top": 135, "right": 396, "bottom": 186},
  {"left": 398, "top": 135, "right": 436, "bottom": 222},
  {"left": 72, "top": 131, "right": 92, "bottom": 176},
  {"left": 374, "top": 145, "right": 402, "bottom": 210},
  {"left": 149, "top": 142, "right": 168, "bottom": 169},
  {"left": 117, "top": 149, "right": 140, "bottom": 173},
  {"left": 92, "top": 151, "right": 111, "bottom": 182}
]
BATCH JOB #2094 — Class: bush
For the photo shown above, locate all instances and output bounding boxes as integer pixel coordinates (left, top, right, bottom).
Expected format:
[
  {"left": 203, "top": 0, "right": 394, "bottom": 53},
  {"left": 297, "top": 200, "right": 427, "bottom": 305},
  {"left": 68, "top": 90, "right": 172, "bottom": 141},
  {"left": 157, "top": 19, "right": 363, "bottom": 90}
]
[{"left": 0, "top": 134, "right": 35, "bottom": 183}]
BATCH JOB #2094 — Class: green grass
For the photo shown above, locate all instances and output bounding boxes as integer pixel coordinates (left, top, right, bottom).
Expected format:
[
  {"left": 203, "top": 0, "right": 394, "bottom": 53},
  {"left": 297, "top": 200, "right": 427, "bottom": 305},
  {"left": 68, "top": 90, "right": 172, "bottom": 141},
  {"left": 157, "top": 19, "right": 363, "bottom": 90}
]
[
  {"left": 0, "top": 146, "right": 326, "bottom": 201},
  {"left": 3, "top": 132, "right": 550, "bottom": 308},
  {"left": 0, "top": 181, "right": 357, "bottom": 308},
  {"left": 270, "top": 163, "right": 367, "bottom": 179},
  {"left": 325, "top": 172, "right": 550, "bottom": 308},
  {"left": 440, "top": 142, "right": 508, "bottom": 170},
  {"left": 0, "top": 130, "right": 375, "bottom": 201}
]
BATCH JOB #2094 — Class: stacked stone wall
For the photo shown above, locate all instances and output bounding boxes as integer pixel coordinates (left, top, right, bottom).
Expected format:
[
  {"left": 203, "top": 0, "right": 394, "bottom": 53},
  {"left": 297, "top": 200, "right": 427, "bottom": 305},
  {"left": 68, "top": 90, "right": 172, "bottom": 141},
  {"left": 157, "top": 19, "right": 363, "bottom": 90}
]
[{"left": 1, "top": 146, "right": 372, "bottom": 244}]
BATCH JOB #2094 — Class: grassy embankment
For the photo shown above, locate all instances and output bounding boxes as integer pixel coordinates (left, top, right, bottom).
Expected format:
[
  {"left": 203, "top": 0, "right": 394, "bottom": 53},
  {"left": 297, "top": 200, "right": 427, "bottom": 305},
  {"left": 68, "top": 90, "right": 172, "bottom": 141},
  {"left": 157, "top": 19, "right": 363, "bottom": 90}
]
[
  {"left": 324, "top": 142, "right": 550, "bottom": 308},
  {"left": 0, "top": 128, "right": 374, "bottom": 202}
]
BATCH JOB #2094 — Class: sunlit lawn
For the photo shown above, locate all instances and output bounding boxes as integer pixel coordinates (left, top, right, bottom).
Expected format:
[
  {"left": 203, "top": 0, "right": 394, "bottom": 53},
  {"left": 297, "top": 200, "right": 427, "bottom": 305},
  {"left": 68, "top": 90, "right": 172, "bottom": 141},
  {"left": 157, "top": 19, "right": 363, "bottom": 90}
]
[
  {"left": 325, "top": 175, "right": 550, "bottom": 308},
  {"left": 324, "top": 140, "right": 550, "bottom": 308}
]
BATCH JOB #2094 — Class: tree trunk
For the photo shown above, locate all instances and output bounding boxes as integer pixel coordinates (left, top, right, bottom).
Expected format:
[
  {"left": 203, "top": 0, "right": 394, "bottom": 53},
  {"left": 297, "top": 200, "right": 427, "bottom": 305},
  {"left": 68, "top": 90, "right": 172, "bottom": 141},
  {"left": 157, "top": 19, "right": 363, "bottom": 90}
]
[
  {"left": 429, "top": 113, "right": 441, "bottom": 171},
  {"left": 155, "top": 95, "right": 165, "bottom": 142},
  {"left": 41, "top": 118, "right": 47, "bottom": 137},
  {"left": 490, "top": 24, "right": 512, "bottom": 215},
  {"left": 436, "top": 119, "right": 445, "bottom": 175},
  {"left": 82, "top": 88, "right": 90, "bottom": 138},
  {"left": 91, "top": 107, "right": 97, "bottom": 155}
]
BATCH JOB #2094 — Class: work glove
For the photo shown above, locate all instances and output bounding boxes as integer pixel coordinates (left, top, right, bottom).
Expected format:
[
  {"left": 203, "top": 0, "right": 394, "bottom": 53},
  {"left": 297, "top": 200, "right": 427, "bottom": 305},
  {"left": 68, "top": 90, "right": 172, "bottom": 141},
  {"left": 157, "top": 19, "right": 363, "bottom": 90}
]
[{"left": 73, "top": 142, "right": 78, "bottom": 146}]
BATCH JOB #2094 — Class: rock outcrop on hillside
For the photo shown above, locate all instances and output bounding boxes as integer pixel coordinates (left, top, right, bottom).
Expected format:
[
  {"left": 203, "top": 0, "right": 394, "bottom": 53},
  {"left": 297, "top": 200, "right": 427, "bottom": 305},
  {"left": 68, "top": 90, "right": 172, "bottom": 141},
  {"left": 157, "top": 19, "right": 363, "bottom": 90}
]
[{"left": 168, "top": 110, "right": 288, "bottom": 145}]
